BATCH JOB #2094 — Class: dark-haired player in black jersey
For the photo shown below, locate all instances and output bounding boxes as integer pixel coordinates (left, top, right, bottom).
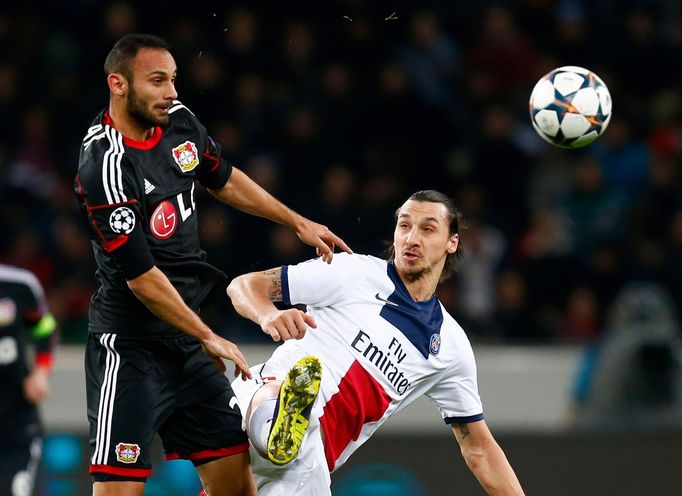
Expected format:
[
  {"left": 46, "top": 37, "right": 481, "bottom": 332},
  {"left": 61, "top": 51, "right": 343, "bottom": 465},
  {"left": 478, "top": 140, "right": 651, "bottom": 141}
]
[
  {"left": 74, "top": 34, "right": 351, "bottom": 496},
  {"left": 0, "top": 264, "right": 58, "bottom": 496}
]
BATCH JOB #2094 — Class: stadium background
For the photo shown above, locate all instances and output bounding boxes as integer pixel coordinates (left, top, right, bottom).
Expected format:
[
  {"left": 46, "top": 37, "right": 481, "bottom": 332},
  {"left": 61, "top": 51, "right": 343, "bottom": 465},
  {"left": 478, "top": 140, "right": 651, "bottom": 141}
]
[{"left": 1, "top": 1, "right": 681, "bottom": 494}]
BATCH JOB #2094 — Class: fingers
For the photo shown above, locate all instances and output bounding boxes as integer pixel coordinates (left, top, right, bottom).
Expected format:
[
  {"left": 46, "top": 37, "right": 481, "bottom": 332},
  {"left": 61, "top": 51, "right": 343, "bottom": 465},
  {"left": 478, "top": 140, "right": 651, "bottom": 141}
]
[
  {"left": 229, "top": 346, "right": 252, "bottom": 380},
  {"left": 302, "top": 312, "right": 317, "bottom": 329},
  {"left": 326, "top": 231, "right": 352, "bottom": 255},
  {"left": 313, "top": 238, "right": 334, "bottom": 264},
  {"left": 202, "top": 336, "right": 252, "bottom": 379},
  {"left": 264, "top": 310, "right": 311, "bottom": 341}
]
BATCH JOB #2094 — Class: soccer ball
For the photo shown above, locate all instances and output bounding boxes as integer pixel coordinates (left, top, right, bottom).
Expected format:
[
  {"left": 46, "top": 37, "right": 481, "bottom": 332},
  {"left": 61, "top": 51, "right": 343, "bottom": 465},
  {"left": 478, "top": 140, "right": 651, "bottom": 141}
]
[{"left": 529, "top": 66, "right": 612, "bottom": 149}]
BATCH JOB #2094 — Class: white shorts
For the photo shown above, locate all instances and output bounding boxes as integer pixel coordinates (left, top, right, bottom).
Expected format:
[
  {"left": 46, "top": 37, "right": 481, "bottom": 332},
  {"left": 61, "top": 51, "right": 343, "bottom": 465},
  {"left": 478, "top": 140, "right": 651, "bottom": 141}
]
[{"left": 230, "top": 346, "right": 332, "bottom": 496}]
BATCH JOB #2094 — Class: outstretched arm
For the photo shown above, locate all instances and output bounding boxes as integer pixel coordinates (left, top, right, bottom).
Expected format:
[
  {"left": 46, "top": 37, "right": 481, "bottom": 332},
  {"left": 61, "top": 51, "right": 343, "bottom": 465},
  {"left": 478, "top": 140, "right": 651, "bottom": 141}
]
[
  {"left": 452, "top": 420, "right": 525, "bottom": 496},
  {"left": 208, "top": 167, "right": 352, "bottom": 263},
  {"left": 227, "top": 267, "right": 316, "bottom": 342}
]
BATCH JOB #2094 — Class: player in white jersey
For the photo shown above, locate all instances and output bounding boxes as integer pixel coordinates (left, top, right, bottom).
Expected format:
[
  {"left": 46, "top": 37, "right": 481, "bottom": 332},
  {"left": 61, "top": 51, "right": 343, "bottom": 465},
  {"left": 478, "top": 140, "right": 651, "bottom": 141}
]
[{"left": 227, "top": 190, "right": 525, "bottom": 495}]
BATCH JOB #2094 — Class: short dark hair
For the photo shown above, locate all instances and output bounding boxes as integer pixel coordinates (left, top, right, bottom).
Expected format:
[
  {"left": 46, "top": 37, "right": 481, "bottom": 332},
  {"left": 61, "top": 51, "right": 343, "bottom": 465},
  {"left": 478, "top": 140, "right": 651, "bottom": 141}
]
[
  {"left": 387, "top": 190, "right": 464, "bottom": 282},
  {"left": 104, "top": 33, "right": 170, "bottom": 81}
]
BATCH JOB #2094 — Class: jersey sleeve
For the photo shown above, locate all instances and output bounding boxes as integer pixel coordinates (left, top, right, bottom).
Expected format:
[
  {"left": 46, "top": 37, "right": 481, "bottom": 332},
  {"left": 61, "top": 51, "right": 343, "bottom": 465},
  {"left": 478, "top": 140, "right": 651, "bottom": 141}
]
[
  {"left": 281, "top": 253, "right": 358, "bottom": 307},
  {"left": 18, "top": 271, "right": 58, "bottom": 369},
  {"left": 74, "top": 151, "right": 154, "bottom": 280},
  {"left": 196, "top": 135, "right": 233, "bottom": 190},
  {"left": 169, "top": 101, "right": 232, "bottom": 190},
  {"left": 426, "top": 334, "right": 484, "bottom": 424}
]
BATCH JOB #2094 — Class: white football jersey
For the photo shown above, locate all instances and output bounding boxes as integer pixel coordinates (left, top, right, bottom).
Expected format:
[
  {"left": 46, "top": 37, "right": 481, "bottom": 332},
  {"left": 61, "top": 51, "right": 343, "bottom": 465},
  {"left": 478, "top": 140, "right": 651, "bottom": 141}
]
[{"left": 262, "top": 253, "right": 483, "bottom": 473}]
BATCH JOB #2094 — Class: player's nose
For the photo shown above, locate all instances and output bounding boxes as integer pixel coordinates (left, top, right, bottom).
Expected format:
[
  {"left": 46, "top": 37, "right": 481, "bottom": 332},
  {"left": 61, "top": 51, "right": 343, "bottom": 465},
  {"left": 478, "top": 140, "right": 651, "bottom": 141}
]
[
  {"left": 166, "top": 82, "right": 178, "bottom": 100},
  {"left": 405, "top": 227, "right": 420, "bottom": 245}
]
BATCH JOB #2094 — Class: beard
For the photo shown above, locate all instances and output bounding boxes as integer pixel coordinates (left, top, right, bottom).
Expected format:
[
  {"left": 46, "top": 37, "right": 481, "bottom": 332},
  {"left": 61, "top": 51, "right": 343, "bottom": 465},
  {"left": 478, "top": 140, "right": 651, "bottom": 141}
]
[{"left": 126, "top": 85, "right": 169, "bottom": 128}]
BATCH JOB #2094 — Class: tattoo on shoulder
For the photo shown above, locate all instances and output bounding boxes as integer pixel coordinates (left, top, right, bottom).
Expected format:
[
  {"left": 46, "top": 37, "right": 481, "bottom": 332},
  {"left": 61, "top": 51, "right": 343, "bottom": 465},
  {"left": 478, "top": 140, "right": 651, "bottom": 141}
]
[
  {"left": 264, "top": 269, "right": 282, "bottom": 301},
  {"left": 456, "top": 423, "right": 471, "bottom": 439}
]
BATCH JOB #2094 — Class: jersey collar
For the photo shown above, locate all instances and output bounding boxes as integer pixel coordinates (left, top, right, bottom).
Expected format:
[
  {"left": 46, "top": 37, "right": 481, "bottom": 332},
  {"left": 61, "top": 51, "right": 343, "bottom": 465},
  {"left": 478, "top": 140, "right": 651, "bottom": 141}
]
[
  {"left": 380, "top": 262, "right": 444, "bottom": 359},
  {"left": 102, "top": 110, "right": 163, "bottom": 150}
]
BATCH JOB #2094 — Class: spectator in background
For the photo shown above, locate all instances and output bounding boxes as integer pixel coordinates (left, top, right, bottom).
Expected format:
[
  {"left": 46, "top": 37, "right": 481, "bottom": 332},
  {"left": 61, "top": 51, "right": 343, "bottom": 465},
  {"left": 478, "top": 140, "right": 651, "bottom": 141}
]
[
  {"left": 399, "top": 11, "right": 461, "bottom": 111},
  {"left": 0, "top": 2, "right": 680, "bottom": 351},
  {"left": 560, "top": 287, "right": 601, "bottom": 342},
  {"left": 0, "top": 264, "right": 58, "bottom": 496},
  {"left": 564, "top": 157, "right": 628, "bottom": 257}
]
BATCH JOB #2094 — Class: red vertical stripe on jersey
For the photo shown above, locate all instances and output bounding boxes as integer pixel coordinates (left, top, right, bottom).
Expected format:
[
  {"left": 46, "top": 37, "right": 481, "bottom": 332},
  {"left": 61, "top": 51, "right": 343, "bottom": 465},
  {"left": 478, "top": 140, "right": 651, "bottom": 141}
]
[{"left": 319, "top": 360, "right": 391, "bottom": 471}]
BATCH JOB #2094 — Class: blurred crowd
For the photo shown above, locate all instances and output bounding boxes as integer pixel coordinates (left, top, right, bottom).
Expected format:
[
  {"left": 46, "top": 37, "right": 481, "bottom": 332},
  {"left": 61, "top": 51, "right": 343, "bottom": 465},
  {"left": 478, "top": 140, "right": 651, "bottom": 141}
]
[{"left": 0, "top": 1, "right": 680, "bottom": 344}]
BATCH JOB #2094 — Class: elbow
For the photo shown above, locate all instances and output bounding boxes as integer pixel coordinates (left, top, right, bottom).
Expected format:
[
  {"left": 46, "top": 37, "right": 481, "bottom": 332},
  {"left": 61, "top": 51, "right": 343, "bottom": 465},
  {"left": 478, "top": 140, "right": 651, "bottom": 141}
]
[
  {"left": 126, "top": 271, "right": 154, "bottom": 300},
  {"left": 463, "top": 448, "right": 486, "bottom": 474},
  {"left": 126, "top": 277, "right": 143, "bottom": 295},
  {"left": 226, "top": 276, "right": 244, "bottom": 302}
]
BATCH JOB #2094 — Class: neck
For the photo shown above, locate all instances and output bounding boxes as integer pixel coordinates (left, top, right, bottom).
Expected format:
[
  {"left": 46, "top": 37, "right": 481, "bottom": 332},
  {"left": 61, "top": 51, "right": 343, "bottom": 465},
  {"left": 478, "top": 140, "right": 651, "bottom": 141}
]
[
  {"left": 108, "top": 102, "right": 155, "bottom": 141},
  {"left": 396, "top": 266, "right": 440, "bottom": 302}
]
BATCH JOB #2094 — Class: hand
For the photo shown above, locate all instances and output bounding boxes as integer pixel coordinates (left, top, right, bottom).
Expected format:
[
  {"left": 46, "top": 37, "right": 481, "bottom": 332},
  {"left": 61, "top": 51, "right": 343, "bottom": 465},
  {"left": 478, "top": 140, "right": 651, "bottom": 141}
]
[
  {"left": 23, "top": 366, "right": 50, "bottom": 404},
  {"left": 295, "top": 218, "right": 352, "bottom": 263},
  {"left": 260, "top": 309, "right": 317, "bottom": 342},
  {"left": 201, "top": 334, "right": 252, "bottom": 380}
]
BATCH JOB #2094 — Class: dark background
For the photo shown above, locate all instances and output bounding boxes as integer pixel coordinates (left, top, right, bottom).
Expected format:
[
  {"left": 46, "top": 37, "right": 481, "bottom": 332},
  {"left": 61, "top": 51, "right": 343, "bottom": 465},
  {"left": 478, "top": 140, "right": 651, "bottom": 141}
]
[
  {"left": 2, "top": 2, "right": 682, "bottom": 494},
  {"left": 1, "top": 0, "right": 680, "bottom": 346}
]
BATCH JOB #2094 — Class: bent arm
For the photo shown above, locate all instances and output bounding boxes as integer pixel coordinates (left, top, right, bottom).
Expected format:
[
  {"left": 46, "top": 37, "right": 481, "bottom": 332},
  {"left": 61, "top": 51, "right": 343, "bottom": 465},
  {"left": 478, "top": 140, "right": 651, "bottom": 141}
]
[
  {"left": 452, "top": 420, "right": 525, "bottom": 496},
  {"left": 208, "top": 167, "right": 351, "bottom": 262},
  {"left": 227, "top": 268, "right": 282, "bottom": 325},
  {"left": 227, "top": 268, "right": 315, "bottom": 341}
]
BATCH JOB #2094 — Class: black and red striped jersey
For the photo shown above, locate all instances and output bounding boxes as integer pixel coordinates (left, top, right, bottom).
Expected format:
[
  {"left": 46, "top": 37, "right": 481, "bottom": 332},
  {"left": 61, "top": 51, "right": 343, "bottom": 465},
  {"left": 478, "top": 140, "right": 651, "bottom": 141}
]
[
  {"left": 74, "top": 101, "right": 231, "bottom": 337},
  {"left": 0, "top": 264, "right": 56, "bottom": 428}
]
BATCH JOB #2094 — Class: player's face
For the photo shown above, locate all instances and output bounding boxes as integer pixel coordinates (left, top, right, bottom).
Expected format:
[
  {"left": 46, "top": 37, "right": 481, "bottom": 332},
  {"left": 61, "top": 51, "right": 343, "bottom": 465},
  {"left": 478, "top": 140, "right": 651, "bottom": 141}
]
[
  {"left": 126, "top": 48, "right": 178, "bottom": 128},
  {"left": 392, "top": 200, "right": 459, "bottom": 280}
]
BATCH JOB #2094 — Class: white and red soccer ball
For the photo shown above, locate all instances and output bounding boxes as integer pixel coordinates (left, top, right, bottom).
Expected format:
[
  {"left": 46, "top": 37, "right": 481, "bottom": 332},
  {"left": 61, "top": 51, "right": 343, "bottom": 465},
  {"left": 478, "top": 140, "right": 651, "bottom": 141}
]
[{"left": 529, "top": 66, "right": 612, "bottom": 149}]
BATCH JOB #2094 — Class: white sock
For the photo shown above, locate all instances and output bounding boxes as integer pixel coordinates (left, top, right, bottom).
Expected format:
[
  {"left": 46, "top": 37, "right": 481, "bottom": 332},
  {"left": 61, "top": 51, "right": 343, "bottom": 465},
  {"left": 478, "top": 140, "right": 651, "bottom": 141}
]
[{"left": 248, "top": 397, "right": 277, "bottom": 456}]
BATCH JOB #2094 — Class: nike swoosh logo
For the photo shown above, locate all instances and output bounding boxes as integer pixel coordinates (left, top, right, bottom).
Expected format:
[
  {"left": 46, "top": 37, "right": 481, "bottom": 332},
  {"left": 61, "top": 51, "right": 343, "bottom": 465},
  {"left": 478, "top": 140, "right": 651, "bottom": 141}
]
[{"left": 375, "top": 293, "right": 399, "bottom": 307}]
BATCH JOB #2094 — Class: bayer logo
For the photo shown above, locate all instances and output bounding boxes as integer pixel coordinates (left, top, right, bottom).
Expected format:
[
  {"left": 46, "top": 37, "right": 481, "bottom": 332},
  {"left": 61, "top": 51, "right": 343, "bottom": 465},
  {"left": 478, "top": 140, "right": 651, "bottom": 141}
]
[{"left": 109, "top": 207, "right": 136, "bottom": 234}]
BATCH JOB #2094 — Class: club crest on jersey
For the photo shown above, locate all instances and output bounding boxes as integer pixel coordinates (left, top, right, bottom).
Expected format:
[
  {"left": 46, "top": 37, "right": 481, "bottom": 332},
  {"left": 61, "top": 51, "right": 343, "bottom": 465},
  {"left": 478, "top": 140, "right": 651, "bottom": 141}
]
[
  {"left": 0, "top": 299, "right": 17, "bottom": 326},
  {"left": 429, "top": 333, "right": 441, "bottom": 356},
  {"left": 150, "top": 200, "right": 177, "bottom": 239},
  {"left": 109, "top": 207, "right": 136, "bottom": 234},
  {"left": 171, "top": 141, "right": 199, "bottom": 172},
  {"left": 115, "top": 443, "right": 141, "bottom": 464}
]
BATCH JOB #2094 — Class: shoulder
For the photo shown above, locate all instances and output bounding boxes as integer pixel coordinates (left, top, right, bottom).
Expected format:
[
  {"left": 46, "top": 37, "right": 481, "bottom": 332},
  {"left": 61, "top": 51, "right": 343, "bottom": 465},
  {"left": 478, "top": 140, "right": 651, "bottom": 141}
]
[
  {"left": 76, "top": 123, "right": 137, "bottom": 201},
  {"left": 439, "top": 303, "right": 473, "bottom": 346},
  {"left": 78, "top": 119, "right": 125, "bottom": 176},
  {"left": 0, "top": 264, "right": 44, "bottom": 298},
  {"left": 314, "top": 253, "right": 385, "bottom": 273},
  {"left": 167, "top": 100, "right": 205, "bottom": 131},
  {"left": 286, "top": 253, "right": 385, "bottom": 285}
]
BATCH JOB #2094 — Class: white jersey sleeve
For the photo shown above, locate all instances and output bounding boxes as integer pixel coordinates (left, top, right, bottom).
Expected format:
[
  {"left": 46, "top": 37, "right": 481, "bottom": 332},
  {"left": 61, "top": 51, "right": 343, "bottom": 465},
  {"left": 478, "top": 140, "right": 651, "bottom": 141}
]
[
  {"left": 426, "top": 314, "right": 484, "bottom": 424},
  {"left": 282, "top": 253, "right": 360, "bottom": 307}
]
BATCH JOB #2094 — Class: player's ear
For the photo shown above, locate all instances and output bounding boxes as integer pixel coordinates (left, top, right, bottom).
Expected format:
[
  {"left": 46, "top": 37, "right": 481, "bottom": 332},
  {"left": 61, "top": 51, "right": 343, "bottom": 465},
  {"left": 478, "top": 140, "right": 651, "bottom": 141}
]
[
  {"left": 107, "top": 73, "right": 128, "bottom": 96},
  {"left": 447, "top": 233, "right": 459, "bottom": 254}
]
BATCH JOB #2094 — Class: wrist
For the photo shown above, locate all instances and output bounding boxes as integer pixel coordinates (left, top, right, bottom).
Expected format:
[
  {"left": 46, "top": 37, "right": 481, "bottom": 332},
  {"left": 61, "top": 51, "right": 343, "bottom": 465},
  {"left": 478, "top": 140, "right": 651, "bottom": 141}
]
[
  {"left": 290, "top": 213, "right": 307, "bottom": 233},
  {"left": 198, "top": 328, "right": 216, "bottom": 344},
  {"left": 258, "top": 309, "right": 279, "bottom": 327}
]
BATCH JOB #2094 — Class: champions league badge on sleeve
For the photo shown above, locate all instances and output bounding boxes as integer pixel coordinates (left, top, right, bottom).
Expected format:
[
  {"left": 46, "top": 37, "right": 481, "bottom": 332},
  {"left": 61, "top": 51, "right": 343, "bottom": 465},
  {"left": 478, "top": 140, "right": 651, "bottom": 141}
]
[
  {"left": 109, "top": 207, "right": 136, "bottom": 234},
  {"left": 115, "top": 443, "right": 141, "bottom": 464},
  {"left": 171, "top": 141, "right": 199, "bottom": 172},
  {"left": 429, "top": 333, "right": 441, "bottom": 356}
]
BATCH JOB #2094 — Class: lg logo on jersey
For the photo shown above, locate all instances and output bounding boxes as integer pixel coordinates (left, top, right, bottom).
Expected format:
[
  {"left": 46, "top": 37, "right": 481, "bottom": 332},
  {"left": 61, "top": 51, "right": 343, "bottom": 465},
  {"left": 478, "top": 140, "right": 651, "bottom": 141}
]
[{"left": 150, "top": 184, "right": 196, "bottom": 240}]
